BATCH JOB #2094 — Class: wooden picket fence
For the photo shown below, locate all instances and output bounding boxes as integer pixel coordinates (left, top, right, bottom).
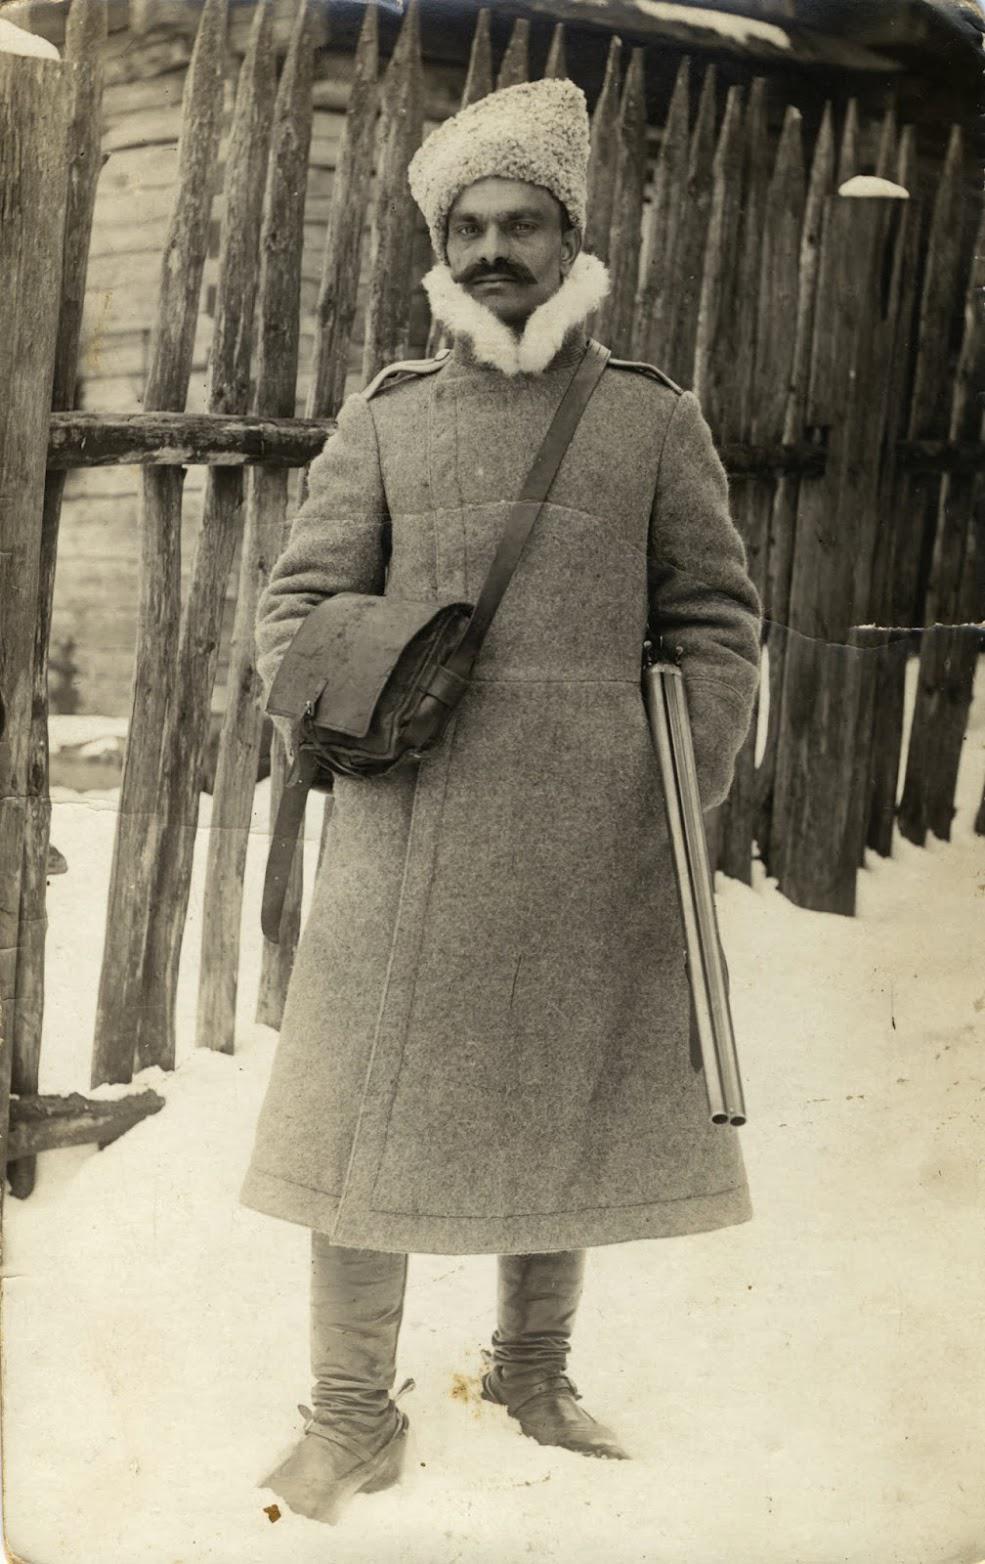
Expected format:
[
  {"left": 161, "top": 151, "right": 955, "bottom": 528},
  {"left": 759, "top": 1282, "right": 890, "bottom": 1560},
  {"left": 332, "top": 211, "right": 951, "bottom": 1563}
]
[{"left": 1, "top": 0, "right": 982, "bottom": 1204}]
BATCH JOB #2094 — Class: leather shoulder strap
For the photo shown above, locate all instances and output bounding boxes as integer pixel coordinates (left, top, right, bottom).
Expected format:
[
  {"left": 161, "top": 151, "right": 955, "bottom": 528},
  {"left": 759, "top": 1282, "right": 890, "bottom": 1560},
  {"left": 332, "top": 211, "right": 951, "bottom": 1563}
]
[
  {"left": 363, "top": 350, "right": 451, "bottom": 401},
  {"left": 449, "top": 339, "right": 610, "bottom": 671},
  {"left": 607, "top": 355, "right": 684, "bottom": 396}
]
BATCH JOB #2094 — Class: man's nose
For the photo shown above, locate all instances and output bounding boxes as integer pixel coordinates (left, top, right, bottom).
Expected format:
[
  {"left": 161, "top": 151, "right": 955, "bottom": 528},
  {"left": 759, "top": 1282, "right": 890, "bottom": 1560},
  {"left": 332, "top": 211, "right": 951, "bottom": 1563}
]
[{"left": 478, "top": 225, "right": 508, "bottom": 265}]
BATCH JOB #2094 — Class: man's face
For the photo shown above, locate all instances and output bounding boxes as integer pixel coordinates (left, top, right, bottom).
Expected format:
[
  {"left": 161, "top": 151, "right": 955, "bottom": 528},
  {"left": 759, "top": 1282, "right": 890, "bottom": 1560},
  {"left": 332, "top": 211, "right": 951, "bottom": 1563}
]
[{"left": 445, "top": 176, "right": 582, "bottom": 330}]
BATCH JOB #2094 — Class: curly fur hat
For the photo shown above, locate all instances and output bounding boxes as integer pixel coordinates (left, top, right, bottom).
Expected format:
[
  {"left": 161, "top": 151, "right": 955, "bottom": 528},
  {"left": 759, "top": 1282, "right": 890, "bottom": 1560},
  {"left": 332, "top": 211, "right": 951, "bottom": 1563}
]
[{"left": 408, "top": 78, "right": 591, "bottom": 262}]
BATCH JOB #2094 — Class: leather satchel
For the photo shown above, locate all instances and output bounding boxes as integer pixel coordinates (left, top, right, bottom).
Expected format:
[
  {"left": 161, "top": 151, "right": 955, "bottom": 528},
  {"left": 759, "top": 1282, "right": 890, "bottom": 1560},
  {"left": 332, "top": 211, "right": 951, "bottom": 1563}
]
[{"left": 261, "top": 338, "right": 610, "bottom": 940}]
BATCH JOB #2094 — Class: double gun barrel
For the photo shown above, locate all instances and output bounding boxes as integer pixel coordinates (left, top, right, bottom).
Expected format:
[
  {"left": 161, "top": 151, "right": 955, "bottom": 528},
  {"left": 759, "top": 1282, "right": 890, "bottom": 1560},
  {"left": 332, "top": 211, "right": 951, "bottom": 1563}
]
[{"left": 641, "top": 641, "right": 747, "bottom": 1127}]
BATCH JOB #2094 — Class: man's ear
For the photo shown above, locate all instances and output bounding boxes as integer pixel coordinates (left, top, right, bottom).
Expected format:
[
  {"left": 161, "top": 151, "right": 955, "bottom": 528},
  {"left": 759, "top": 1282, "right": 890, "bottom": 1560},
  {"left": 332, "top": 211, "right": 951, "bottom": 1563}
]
[{"left": 560, "top": 224, "right": 583, "bottom": 276}]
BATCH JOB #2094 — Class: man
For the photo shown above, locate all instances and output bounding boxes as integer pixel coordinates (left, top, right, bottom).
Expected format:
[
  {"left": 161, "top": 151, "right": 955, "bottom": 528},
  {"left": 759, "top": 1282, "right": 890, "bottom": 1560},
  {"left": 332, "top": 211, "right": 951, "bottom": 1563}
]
[{"left": 241, "top": 77, "right": 762, "bottom": 1523}]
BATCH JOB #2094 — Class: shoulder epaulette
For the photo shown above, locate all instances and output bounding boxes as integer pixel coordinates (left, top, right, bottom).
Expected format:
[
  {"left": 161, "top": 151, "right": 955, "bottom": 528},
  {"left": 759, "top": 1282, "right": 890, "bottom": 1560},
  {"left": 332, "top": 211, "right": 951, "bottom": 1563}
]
[
  {"left": 607, "top": 356, "right": 684, "bottom": 396},
  {"left": 363, "top": 349, "right": 451, "bottom": 401}
]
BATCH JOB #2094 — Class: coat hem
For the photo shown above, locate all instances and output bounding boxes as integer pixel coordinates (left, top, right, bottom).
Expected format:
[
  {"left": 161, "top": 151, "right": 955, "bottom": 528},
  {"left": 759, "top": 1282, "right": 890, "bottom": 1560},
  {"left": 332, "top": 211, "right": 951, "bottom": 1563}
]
[{"left": 239, "top": 1166, "right": 753, "bottom": 1255}]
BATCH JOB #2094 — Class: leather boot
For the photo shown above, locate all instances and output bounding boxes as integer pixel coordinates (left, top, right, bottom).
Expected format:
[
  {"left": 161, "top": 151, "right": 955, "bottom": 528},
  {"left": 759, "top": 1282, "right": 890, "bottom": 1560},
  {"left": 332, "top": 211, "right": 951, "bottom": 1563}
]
[
  {"left": 481, "top": 1250, "right": 629, "bottom": 1460},
  {"left": 259, "top": 1238, "right": 411, "bottom": 1524}
]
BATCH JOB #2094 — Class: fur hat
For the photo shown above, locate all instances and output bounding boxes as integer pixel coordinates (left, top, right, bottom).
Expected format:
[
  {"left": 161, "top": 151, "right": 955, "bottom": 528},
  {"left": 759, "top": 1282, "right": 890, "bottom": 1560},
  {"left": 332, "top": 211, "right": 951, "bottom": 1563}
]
[{"left": 408, "top": 78, "right": 591, "bottom": 262}]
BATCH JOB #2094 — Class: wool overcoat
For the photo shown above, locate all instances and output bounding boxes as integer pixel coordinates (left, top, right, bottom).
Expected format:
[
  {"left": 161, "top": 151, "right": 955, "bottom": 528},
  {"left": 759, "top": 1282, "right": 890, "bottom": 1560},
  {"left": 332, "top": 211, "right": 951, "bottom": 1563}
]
[{"left": 239, "top": 325, "right": 763, "bottom": 1255}]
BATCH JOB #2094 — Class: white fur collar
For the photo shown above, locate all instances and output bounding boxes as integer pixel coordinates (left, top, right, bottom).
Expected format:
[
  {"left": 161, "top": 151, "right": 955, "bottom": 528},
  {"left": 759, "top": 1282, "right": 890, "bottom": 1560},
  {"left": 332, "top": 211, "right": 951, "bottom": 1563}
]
[{"left": 421, "top": 251, "right": 611, "bottom": 376}]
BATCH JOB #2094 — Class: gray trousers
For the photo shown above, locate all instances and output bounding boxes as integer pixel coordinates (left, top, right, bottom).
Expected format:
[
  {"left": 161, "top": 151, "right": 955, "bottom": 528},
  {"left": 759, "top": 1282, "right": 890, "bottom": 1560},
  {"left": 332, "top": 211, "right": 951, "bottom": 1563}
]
[{"left": 310, "top": 1234, "right": 585, "bottom": 1424}]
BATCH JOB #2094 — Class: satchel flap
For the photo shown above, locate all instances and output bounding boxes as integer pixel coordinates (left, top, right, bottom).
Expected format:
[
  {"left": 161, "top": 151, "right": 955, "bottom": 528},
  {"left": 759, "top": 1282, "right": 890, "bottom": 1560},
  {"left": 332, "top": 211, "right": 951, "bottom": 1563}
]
[{"left": 266, "top": 593, "right": 470, "bottom": 738}]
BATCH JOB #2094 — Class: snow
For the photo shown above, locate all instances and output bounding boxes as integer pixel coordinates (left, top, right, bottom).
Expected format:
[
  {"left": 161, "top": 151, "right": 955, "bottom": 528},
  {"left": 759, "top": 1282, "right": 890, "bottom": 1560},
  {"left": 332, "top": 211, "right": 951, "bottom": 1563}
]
[
  {"left": 838, "top": 174, "right": 911, "bottom": 200},
  {"left": 49, "top": 714, "right": 129, "bottom": 755},
  {"left": 0, "top": 18, "right": 60, "bottom": 59},
  {"left": 634, "top": 2, "right": 792, "bottom": 51},
  {"left": 3, "top": 653, "right": 985, "bottom": 1563}
]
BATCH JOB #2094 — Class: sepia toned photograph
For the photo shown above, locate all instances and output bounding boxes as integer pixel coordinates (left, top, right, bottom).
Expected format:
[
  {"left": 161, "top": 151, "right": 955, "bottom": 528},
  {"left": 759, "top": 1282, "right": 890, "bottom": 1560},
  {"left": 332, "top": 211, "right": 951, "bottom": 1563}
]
[{"left": 0, "top": 0, "right": 983, "bottom": 1559}]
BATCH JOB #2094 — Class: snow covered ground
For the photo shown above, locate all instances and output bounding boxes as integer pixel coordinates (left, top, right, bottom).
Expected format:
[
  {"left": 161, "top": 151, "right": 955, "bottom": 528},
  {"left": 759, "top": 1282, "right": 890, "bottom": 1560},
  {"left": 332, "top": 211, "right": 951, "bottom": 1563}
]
[{"left": 3, "top": 655, "right": 984, "bottom": 1564}]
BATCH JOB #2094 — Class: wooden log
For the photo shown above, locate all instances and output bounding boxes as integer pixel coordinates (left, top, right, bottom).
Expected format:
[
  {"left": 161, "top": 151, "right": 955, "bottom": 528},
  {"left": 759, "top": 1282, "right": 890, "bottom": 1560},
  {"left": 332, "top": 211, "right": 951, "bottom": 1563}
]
[
  {"left": 898, "top": 199, "right": 985, "bottom": 846},
  {"left": 48, "top": 410, "right": 332, "bottom": 467},
  {"left": 583, "top": 36, "right": 621, "bottom": 267},
  {"left": 772, "top": 103, "right": 891, "bottom": 914},
  {"left": 635, "top": 56, "right": 689, "bottom": 365},
  {"left": 719, "top": 101, "right": 802, "bottom": 887},
  {"left": 200, "top": 0, "right": 356, "bottom": 1055},
  {"left": 91, "top": 0, "right": 228, "bottom": 1089},
  {"left": 0, "top": 52, "right": 68, "bottom": 1235},
  {"left": 303, "top": 4, "right": 380, "bottom": 868},
  {"left": 361, "top": 0, "right": 423, "bottom": 383},
  {"left": 306, "top": 1, "right": 380, "bottom": 426},
  {"left": 755, "top": 104, "right": 834, "bottom": 879},
  {"left": 730, "top": 77, "right": 769, "bottom": 445},
  {"left": 461, "top": 8, "right": 492, "bottom": 108},
  {"left": 139, "top": 0, "right": 278, "bottom": 1073},
  {"left": 862, "top": 124, "right": 920, "bottom": 858},
  {"left": 691, "top": 80, "right": 747, "bottom": 880},
  {"left": 602, "top": 47, "right": 647, "bottom": 357},
  {"left": 252, "top": 0, "right": 319, "bottom": 1031},
  {"left": 6, "top": 1089, "right": 165, "bottom": 1163},
  {"left": 9, "top": 0, "right": 108, "bottom": 1202},
  {"left": 45, "top": 411, "right": 844, "bottom": 476},
  {"left": 496, "top": 16, "right": 529, "bottom": 89},
  {"left": 543, "top": 21, "right": 567, "bottom": 79},
  {"left": 667, "top": 64, "right": 717, "bottom": 388},
  {"left": 692, "top": 84, "right": 744, "bottom": 424},
  {"left": 840, "top": 111, "right": 911, "bottom": 878},
  {"left": 900, "top": 125, "right": 965, "bottom": 619}
]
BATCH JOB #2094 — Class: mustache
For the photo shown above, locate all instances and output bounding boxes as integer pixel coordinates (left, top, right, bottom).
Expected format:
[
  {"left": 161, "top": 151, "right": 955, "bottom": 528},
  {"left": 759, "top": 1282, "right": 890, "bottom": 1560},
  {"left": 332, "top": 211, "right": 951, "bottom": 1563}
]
[{"left": 457, "top": 260, "right": 534, "bottom": 285}]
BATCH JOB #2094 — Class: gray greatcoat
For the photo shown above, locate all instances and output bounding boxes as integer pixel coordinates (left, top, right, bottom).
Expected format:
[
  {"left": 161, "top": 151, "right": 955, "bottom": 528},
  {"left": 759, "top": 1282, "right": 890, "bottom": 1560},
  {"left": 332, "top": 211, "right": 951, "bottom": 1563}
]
[{"left": 239, "top": 322, "right": 763, "bottom": 1255}]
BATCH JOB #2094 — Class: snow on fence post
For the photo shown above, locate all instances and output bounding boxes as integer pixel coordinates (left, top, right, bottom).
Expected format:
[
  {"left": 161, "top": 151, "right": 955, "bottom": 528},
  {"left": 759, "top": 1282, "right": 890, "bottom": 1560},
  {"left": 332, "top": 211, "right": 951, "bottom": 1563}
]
[
  {"left": 135, "top": 0, "right": 277, "bottom": 1069},
  {"left": 719, "top": 100, "right": 803, "bottom": 887},
  {"left": 602, "top": 46, "right": 647, "bottom": 358},
  {"left": 0, "top": 41, "right": 69, "bottom": 1229},
  {"left": 91, "top": 0, "right": 228, "bottom": 1088},
  {"left": 897, "top": 199, "right": 985, "bottom": 846},
  {"left": 8, "top": 0, "right": 107, "bottom": 1202},
  {"left": 252, "top": 0, "right": 319, "bottom": 1033},
  {"left": 755, "top": 103, "right": 834, "bottom": 878},
  {"left": 634, "top": 56, "right": 689, "bottom": 365},
  {"left": 864, "top": 124, "right": 920, "bottom": 859},
  {"left": 361, "top": 0, "right": 423, "bottom": 384},
  {"left": 495, "top": 15, "right": 529, "bottom": 90},
  {"left": 199, "top": 0, "right": 370, "bottom": 1054}
]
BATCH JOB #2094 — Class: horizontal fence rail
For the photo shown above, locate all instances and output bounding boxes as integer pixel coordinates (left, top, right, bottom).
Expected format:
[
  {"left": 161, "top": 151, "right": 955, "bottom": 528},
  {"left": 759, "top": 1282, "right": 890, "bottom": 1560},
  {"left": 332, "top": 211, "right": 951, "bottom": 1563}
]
[{"left": 46, "top": 413, "right": 985, "bottom": 477}]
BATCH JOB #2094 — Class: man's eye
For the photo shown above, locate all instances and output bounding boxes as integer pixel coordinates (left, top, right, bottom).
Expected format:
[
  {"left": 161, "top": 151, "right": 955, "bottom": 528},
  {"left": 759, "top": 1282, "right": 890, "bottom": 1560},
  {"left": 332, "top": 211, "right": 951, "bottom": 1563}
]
[{"left": 512, "top": 221, "right": 535, "bottom": 234}]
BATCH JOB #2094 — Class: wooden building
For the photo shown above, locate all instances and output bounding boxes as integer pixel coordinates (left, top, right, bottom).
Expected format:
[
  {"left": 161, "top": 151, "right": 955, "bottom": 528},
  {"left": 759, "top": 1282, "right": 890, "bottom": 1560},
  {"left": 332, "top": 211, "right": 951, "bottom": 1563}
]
[{"left": 4, "top": 0, "right": 982, "bottom": 714}]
